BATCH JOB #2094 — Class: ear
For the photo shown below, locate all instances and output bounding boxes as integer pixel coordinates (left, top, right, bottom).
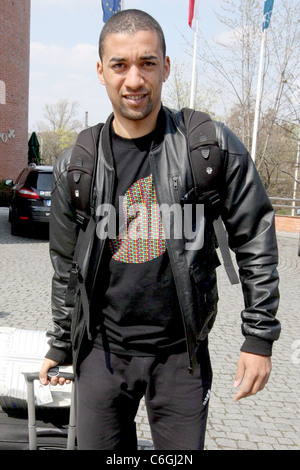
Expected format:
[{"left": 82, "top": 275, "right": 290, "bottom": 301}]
[
  {"left": 163, "top": 56, "right": 171, "bottom": 83},
  {"left": 97, "top": 60, "right": 105, "bottom": 85}
]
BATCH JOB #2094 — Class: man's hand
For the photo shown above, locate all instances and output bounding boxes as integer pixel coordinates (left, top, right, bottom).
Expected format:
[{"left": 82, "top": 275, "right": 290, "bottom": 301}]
[
  {"left": 233, "top": 352, "right": 272, "bottom": 402},
  {"left": 39, "top": 358, "right": 71, "bottom": 386}
]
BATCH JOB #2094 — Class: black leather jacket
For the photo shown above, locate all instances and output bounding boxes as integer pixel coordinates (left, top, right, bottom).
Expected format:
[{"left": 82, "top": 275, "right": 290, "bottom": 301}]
[{"left": 46, "top": 107, "right": 280, "bottom": 372}]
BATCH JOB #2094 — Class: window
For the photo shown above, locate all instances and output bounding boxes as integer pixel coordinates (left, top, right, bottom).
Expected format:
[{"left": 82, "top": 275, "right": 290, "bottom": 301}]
[
  {"left": 26, "top": 171, "right": 52, "bottom": 191},
  {"left": 0, "top": 81, "right": 5, "bottom": 105}
]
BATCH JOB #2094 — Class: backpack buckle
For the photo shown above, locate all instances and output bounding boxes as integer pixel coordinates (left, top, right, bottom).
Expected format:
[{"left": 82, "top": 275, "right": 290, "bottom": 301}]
[
  {"left": 180, "top": 187, "right": 199, "bottom": 206},
  {"left": 75, "top": 212, "right": 90, "bottom": 231},
  {"left": 208, "top": 192, "right": 221, "bottom": 207}
]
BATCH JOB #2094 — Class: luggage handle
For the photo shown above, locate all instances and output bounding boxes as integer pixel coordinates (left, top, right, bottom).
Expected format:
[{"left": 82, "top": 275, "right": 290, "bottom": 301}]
[
  {"left": 25, "top": 367, "right": 75, "bottom": 383},
  {"left": 23, "top": 367, "right": 76, "bottom": 450}
]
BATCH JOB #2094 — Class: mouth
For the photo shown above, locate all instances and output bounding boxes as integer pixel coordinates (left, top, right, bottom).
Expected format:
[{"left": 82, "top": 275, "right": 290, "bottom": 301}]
[{"left": 123, "top": 93, "right": 148, "bottom": 104}]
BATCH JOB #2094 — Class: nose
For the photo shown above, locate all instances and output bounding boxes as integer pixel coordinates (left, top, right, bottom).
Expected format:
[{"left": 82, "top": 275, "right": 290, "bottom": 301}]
[{"left": 124, "top": 65, "right": 145, "bottom": 90}]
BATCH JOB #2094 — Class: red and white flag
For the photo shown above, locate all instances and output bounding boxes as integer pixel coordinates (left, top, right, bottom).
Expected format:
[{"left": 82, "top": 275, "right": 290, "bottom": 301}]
[{"left": 188, "top": 0, "right": 196, "bottom": 29}]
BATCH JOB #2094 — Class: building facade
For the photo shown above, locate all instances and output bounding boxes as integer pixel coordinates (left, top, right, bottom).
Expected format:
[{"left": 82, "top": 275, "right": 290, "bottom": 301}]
[{"left": 0, "top": 0, "right": 31, "bottom": 181}]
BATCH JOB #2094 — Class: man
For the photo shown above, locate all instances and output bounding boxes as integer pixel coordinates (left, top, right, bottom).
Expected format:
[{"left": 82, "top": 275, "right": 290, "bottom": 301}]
[{"left": 39, "top": 9, "right": 280, "bottom": 450}]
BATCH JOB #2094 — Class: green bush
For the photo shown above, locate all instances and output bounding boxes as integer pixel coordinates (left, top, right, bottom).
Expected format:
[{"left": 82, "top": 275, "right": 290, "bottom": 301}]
[{"left": 0, "top": 180, "right": 11, "bottom": 207}]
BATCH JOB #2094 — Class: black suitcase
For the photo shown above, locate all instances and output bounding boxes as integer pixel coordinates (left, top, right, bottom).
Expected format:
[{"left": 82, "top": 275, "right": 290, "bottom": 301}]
[{"left": 0, "top": 369, "right": 76, "bottom": 450}]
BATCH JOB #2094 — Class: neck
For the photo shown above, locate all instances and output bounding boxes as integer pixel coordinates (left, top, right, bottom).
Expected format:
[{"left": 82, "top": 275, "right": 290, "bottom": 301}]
[{"left": 112, "top": 108, "right": 161, "bottom": 139}]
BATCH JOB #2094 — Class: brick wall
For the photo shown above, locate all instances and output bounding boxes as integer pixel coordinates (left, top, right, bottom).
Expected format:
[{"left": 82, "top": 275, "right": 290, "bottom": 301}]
[
  {"left": 0, "top": 0, "right": 31, "bottom": 181},
  {"left": 275, "top": 215, "right": 300, "bottom": 233}
]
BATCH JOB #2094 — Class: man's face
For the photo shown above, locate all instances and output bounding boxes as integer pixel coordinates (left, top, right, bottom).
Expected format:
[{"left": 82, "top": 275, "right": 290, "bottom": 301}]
[{"left": 97, "top": 30, "right": 170, "bottom": 133}]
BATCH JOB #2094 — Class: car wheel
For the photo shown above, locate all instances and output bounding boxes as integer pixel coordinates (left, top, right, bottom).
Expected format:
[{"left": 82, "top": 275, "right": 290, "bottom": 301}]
[{"left": 11, "top": 219, "right": 21, "bottom": 236}]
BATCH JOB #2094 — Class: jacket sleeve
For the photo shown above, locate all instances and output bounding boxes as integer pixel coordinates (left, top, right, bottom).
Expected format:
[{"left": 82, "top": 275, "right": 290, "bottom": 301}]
[
  {"left": 45, "top": 147, "right": 78, "bottom": 365},
  {"left": 215, "top": 122, "right": 281, "bottom": 356}
]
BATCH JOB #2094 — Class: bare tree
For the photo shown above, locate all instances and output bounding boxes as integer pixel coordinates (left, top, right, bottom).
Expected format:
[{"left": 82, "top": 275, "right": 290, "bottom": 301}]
[
  {"left": 257, "top": 0, "right": 300, "bottom": 174},
  {"left": 187, "top": 0, "right": 261, "bottom": 148},
  {"left": 162, "top": 59, "right": 220, "bottom": 117},
  {"left": 37, "top": 99, "right": 83, "bottom": 164},
  {"left": 42, "top": 99, "right": 82, "bottom": 133},
  {"left": 188, "top": 0, "right": 300, "bottom": 199}
]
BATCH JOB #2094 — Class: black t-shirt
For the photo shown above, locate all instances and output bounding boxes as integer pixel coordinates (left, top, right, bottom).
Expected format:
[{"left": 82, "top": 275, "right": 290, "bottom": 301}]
[{"left": 93, "top": 126, "right": 186, "bottom": 356}]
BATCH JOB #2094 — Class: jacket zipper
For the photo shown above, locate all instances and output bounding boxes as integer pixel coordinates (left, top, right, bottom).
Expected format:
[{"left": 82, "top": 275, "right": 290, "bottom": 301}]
[
  {"left": 172, "top": 175, "right": 179, "bottom": 190},
  {"left": 150, "top": 154, "right": 194, "bottom": 373}
]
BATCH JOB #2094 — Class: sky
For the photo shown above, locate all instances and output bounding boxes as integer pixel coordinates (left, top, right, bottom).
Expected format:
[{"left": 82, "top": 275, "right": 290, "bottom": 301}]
[{"left": 28, "top": 0, "right": 225, "bottom": 131}]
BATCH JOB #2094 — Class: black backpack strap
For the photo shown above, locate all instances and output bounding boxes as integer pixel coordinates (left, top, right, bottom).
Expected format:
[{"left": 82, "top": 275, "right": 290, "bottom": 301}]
[
  {"left": 212, "top": 217, "right": 239, "bottom": 284},
  {"left": 181, "top": 108, "right": 222, "bottom": 194},
  {"left": 65, "top": 123, "right": 104, "bottom": 323},
  {"left": 181, "top": 108, "right": 239, "bottom": 285},
  {"left": 67, "top": 123, "right": 104, "bottom": 229},
  {"left": 65, "top": 216, "right": 97, "bottom": 339}
]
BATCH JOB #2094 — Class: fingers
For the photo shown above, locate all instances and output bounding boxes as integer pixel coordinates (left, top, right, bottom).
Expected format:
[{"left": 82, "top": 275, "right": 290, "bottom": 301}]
[
  {"left": 48, "top": 375, "right": 69, "bottom": 386},
  {"left": 39, "top": 358, "right": 57, "bottom": 385},
  {"left": 233, "top": 373, "right": 267, "bottom": 402},
  {"left": 233, "top": 356, "right": 245, "bottom": 390},
  {"left": 233, "top": 352, "right": 272, "bottom": 402},
  {"left": 39, "top": 359, "right": 71, "bottom": 386}
]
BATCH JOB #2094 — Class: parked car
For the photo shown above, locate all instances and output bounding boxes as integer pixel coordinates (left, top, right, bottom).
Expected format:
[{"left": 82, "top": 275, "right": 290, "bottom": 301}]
[{"left": 5, "top": 164, "right": 53, "bottom": 236}]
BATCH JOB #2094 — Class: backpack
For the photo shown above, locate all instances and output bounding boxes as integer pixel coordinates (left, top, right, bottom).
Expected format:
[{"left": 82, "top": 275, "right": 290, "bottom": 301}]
[{"left": 67, "top": 108, "right": 239, "bottom": 290}]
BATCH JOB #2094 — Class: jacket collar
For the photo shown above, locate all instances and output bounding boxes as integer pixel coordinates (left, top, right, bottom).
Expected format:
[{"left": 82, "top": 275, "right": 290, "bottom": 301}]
[{"left": 100, "top": 106, "right": 179, "bottom": 167}]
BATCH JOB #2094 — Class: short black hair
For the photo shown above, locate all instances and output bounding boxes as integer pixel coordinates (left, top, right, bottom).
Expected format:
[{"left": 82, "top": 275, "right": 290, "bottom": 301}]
[{"left": 99, "top": 9, "right": 166, "bottom": 60}]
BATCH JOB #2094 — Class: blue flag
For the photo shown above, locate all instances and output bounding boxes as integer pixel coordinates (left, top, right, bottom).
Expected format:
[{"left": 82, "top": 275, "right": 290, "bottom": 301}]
[
  {"left": 102, "top": 0, "right": 122, "bottom": 23},
  {"left": 262, "top": 0, "right": 274, "bottom": 30}
]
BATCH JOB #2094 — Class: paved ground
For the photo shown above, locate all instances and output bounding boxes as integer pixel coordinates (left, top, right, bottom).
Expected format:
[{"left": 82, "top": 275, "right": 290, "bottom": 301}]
[{"left": 0, "top": 206, "right": 299, "bottom": 450}]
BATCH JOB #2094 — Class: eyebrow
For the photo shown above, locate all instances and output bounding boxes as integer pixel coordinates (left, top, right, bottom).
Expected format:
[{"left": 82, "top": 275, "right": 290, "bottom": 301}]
[{"left": 108, "top": 54, "right": 159, "bottom": 64}]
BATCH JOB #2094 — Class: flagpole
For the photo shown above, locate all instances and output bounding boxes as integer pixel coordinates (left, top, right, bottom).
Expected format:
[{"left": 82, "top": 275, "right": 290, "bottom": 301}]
[
  {"left": 189, "top": 0, "right": 199, "bottom": 109},
  {"left": 292, "top": 126, "right": 300, "bottom": 216},
  {"left": 251, "top": 29, "right": 266, "bottom": 162},
  {"left": 251, "top": 0, "right": 274, "bottom": 162}
]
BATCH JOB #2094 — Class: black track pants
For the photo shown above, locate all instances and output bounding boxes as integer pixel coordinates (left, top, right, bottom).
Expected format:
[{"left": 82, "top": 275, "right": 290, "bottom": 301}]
[{"left": 76, "top": 343, "right": 212, "bottom": 450}]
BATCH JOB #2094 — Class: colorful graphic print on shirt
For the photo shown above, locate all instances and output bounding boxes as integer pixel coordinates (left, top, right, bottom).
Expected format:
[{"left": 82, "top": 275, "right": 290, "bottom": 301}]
[{"left": 109, "top": 174, "right": 166, "bottom": 263}]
